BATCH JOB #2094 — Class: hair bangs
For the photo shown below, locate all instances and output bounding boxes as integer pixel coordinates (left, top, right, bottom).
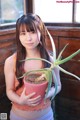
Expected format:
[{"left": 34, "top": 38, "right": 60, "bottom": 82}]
[{"left": 19, "top": 19, "right": 37, "bottom": 34}]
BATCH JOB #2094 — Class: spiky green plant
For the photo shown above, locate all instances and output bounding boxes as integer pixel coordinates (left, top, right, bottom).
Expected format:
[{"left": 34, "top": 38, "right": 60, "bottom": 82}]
[{"left": 19, "top": 29, "right": 80, "bottom": 100}]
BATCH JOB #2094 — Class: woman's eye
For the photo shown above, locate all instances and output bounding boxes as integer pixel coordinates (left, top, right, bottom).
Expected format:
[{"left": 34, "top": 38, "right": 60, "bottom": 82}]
[
  {"left": 30, "top": 31, "right": 35, "bottom": 34},
  {"left": 20, "top": 32, "right": 26, "bottom": 35}
]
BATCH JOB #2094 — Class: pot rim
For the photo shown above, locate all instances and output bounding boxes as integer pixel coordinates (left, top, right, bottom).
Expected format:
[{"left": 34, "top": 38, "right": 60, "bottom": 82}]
[{"left": 23, "top": 78, "right": 48, "bottom": 86}]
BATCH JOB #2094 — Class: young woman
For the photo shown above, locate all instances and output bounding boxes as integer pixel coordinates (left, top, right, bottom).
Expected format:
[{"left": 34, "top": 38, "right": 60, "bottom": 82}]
[{"left": 4, "top": 13, "right": 61, "bottom": 120}]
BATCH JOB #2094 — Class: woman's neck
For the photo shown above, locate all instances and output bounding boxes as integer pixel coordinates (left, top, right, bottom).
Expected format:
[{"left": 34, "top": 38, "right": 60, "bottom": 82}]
[{"left": 26, "top": 49, "right": 40, "bottom": 58}]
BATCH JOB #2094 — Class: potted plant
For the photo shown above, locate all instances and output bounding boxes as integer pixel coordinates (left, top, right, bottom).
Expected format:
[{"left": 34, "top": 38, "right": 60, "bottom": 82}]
[
  {"left": 23, "top": 72, "right": 48, "bottom": 102},
  {"left": 19, "top": 29, "right": 80, "bottom": 101}
]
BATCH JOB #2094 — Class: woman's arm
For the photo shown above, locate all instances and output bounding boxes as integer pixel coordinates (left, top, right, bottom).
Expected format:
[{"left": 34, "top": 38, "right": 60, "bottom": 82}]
[
  {"left": 4, "top": 54, "right": 20, "bottom": 104},
  {"left": 45, "top": 55, "right": 61, "bottom": 99},
  {"left": 4, "top": 54, "right": 41, "bottom": 106}
]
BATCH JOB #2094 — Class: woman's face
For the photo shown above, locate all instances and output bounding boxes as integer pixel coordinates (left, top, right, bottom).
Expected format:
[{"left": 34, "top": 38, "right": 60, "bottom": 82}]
[{"left": 19, "top": 26, "right": 41, "bottom": 50}]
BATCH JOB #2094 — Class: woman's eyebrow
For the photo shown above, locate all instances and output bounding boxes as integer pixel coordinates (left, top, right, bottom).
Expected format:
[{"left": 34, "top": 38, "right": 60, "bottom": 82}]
[
  {"left": 20, "top": 30, "right": 26, "bottom": 33},
  {"left": 20, "top": 31, "right": 25, "bottom": 33}
]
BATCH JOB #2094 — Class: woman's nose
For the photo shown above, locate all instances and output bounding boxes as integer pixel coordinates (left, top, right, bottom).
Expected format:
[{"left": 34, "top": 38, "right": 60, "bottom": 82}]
[{"left": 26, "top": 33, "right": 31, "bottom": 41}]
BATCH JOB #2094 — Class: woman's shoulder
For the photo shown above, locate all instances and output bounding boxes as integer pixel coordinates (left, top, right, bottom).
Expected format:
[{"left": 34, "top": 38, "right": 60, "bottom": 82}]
[{"left": 4, "top": 52, "right": 17, "bottom": 67}]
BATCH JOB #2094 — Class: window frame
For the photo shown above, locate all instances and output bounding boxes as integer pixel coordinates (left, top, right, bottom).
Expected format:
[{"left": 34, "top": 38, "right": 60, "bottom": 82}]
[
  {"left": 33, "top": 0, "right": 80, "bottom": 27},
  {"left": 0, "top": 0, "right": 80, "bottom": 30},
  {"left": 0, "top": 0, "right": 28, "bottom": 30}
]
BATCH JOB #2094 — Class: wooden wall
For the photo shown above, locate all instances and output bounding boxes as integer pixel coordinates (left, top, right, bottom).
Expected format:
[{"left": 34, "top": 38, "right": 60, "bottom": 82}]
[
  {"left": 0, "top": 27, "right": 80, "bottom": 120},
  {"left": 0, "top": 29, "right": 16, "bottom": 119},
  {"left": 47, "top": 27, "right": 80, "bottom": 120}
]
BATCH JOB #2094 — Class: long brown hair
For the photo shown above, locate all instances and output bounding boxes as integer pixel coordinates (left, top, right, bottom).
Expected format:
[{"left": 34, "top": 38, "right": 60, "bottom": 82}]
[{"left": 15, "top": 13, "right": 50, "bottom": 89}]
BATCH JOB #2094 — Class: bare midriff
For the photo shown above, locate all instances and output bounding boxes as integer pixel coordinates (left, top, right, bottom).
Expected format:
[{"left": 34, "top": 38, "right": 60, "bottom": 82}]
[
  {"left": 12, "top": 105, "right": 51, "bottom": 119},
  {"left": 12, "top": 98, "right": 51, "bottom": 110}
]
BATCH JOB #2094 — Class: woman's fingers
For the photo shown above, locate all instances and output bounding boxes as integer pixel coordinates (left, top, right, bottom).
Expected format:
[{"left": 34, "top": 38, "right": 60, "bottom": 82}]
[
  {"left": 26, "top": 94, "right": 41, "bottom": 106},
  {"left": 28, "top": 95, "right": 41, "bottom": 103},
  {"left": 27, "top": 101, "right": 40, "bottom": 106},
  {"left": 21, "top": 88, "right": 41, "bottom": 106},
  {"left": 21, "top": 87, "right": 26, "bottom": 95},
  {"left": 22, "top": 88, "right": 36, "bottom": 98},
  {"left": 26, "top": 92, "right": 36, "bottom": 99},
  {"left": 29, "top": 102, "right": 39, "bottom": 106}
]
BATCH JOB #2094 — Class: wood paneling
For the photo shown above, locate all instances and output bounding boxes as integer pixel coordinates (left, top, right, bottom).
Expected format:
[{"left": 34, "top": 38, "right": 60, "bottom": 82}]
[
  {"left": 0, "top": 29, "right": 16, "bottom": 119},
  {"left": 55, "top": 96, "right": 80, "bottom": 120},
  {"left": 59, "top": 38, "right": 80, "bottom": 79},
  {"left": 48, "top": 27, "right": 80, "bottom": 120},
  {"left": 0, "top": 29, "right": 16, "bottom": 87}
]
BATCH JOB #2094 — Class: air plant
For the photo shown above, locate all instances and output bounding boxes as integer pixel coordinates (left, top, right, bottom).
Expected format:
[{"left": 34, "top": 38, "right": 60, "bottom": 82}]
[{"left": 19, "top": 29, "right": 80, "bottom": 100}]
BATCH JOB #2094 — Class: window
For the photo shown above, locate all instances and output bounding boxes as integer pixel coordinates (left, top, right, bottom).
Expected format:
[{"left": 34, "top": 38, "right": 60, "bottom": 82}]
[
  {"left": 33, "top": 0, "right": 80, "bottom": 23},
  {"left": 0, "top": 0, "right": 24, "bottom": 25},
  {"left": 75, "top": 2, "right": 80, "bottom": 23}
]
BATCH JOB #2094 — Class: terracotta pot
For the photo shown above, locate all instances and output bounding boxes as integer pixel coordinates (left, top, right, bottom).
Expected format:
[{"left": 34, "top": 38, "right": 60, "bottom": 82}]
[{"left": 23, "top": 75, "right": 48, "bottom": 102}]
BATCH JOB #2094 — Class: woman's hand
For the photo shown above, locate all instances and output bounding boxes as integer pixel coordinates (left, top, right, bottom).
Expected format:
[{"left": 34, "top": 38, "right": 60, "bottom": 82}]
[
  {"left": 19, "top": 88, "right": 41, "bottom": 106},
  {"left": 45, "top": 85, "right": 61, "bottom": 99}
]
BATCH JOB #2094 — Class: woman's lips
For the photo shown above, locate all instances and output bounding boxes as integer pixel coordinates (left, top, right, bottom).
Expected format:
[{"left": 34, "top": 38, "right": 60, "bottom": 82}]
[{"left": 26, "top": 43, "right": 34, "bottom": 45}]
